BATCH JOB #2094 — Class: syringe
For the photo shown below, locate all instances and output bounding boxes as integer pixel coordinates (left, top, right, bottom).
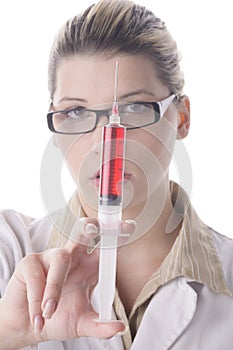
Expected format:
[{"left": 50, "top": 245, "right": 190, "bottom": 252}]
[{"left": 98, "top": 61, "right": 126, "bottom": 321}]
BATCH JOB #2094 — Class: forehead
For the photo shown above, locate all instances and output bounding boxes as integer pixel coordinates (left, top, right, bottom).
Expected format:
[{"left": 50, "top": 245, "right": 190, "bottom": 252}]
[{"left": 53, "top": 54, "right": 169, "bottom": 104}]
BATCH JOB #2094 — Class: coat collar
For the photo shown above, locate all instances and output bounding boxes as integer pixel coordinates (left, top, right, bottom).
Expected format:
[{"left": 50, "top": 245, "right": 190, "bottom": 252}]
[{"left": 131, "top": 277, "right": 198, "bottom": 350}]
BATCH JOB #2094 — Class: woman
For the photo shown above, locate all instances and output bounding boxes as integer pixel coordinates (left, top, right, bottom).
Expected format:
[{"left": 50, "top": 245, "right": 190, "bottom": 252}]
[{"left": 0, "top": 0, "right": 232, "bottom": 349}]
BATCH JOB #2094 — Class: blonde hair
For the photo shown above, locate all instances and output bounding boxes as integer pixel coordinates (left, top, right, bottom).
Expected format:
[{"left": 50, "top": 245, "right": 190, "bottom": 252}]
[{"left": 48, "top": 0, "right": 184, "bottom": 98}]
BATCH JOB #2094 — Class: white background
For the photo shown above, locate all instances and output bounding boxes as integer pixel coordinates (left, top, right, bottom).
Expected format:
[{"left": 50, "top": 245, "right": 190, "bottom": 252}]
[{"left": 0, "top": 0, "right": 232, "bottom": 238}]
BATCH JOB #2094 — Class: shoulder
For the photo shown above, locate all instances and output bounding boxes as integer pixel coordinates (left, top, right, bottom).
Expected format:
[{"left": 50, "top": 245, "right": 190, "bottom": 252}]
[
  {"left": 0, "top": 209, "right": 52, "bottom": 271},
  {"left": 0, "top": 209, "right": 52, "bottom": 252},
  {"left": 0, "top": 209, "right": 52, "bottom": 295},
  {"left": 210, "top": 228, "right": 233, "bottom": 292}
]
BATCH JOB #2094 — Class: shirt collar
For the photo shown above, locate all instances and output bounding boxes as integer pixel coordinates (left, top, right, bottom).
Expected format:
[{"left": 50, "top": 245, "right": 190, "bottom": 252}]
[{"left": 159, "top": 181, "right": 232, "bottom": 297}]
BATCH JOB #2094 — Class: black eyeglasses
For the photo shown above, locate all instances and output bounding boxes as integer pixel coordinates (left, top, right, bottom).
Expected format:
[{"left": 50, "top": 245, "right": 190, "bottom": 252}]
[{"left": 47, "top": 94, "right": 176, "bottom": 135}]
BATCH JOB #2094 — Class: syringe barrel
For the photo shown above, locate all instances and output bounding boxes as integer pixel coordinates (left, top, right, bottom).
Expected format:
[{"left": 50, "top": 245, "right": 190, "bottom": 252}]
[{"left": 99, "top": 123, "right": 126, "bottom": 206}]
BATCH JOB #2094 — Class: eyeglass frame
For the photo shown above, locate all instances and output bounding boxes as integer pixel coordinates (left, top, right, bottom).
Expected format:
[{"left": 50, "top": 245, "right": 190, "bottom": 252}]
[{"left": 47, "top": 93, "right": 177, "bottom": 135}]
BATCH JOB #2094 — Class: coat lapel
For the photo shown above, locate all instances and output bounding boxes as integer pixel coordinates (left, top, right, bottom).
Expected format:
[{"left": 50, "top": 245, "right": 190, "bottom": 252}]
[{"left": 131, "top": 277, "right": 197, "bottom": 350}]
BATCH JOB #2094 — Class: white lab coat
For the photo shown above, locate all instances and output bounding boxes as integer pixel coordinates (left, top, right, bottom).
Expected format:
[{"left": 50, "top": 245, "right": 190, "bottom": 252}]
[
  {"left": 38, "top": 273, "right": 233, "bottom": 350},
  {"left": 0, "top": 210, "right": 232, "bottom": 349}
]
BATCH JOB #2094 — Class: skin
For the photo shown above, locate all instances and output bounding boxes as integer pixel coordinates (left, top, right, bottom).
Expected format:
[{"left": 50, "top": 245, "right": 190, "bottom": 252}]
[{"left": 0, "top": 53, "right": 190, "bottom": 349}]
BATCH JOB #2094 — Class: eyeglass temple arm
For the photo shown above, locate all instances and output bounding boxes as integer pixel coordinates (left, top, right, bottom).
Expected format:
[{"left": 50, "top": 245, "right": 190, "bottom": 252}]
[{"left": 158, "top": 94, "right": 176, "bottom": 117}]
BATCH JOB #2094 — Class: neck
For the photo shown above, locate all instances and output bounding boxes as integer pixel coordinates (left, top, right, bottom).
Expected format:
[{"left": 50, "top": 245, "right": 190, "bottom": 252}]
[
  {"left": 116, "top": 179, "right": 181, "bottom": 315},
  {"left": 118, "top": 178, "right": 181, "bottom": 270}
]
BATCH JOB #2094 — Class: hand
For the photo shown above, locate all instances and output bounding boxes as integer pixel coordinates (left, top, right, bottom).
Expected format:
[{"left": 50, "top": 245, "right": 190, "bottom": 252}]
[{"left": 0, "top": 218, "right": 135, "bottom": 349}]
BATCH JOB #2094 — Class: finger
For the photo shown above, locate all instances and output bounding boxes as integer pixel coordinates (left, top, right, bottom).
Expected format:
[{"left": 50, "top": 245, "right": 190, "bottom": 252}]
[
  {"left": 80, "top": 217, "right": 102, "bottom": 253},
  {"left": 19, "top": 254, "right": 46, "bottom": 329},
  {"left": 80, "top": 217, "right": 100, "bottom": 239},
  {"left": 118, "top": 219, "right": 137, "bottom": 247},
  {"left": 77, "top": 311, "right": 126, "bottom": 339},
  {"left": 79, "top": 217, "right": 99, "bottom": 233},
  {"left": 121, "top": 219, "right": 137, "bottom": 235},
  {"left": 41, "top": 249, "right": 71, "bottom": 319},
  {"left": 68, "top": 217, "right": 100, "bottom": 247}
]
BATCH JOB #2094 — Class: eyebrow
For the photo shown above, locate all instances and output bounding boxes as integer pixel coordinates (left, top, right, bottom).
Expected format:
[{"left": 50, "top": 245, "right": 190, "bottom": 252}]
[
  {"left": 57, "top": 97, "right": 88, "bottom": 103},
  {"left": 119, "top": 89, "right": 157, "bottom": 100}
]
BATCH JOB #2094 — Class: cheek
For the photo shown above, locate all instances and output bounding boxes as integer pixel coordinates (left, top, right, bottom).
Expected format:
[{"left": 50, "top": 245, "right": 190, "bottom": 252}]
[
  {"left": 55, "top": 133, "right": 103, "bottom": 212},
  {"left": 152, "top": 116, "right": 178, "bottom": 168},
  {"left": 123, "top": 117, "right": 177, "bottom": 203},
  {"left": 127, "top": 116, "right": 177, "bottom": 172},
  {"left": 156, "top": 126, "right": 176, "bottom": 170},
  {"left": 54, "top": 134, "right": 82, "bottom": 157},
  {"left": 66, "top": 144, "right": 85, "bottom": 182},
  {"left": 54, "top": 134, "right": 94, "bottom": 182}
]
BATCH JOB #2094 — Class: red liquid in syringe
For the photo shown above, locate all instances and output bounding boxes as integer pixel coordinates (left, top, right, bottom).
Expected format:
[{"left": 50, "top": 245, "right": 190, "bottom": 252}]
[{"left": 99, "top": 124, "right": 125, "bottom": 205}]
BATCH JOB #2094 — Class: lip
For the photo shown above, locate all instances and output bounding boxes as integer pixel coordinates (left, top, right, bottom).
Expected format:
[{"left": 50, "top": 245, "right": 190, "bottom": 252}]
[{"left": 123, "top": 173, "right": 132, "bottom": 181}]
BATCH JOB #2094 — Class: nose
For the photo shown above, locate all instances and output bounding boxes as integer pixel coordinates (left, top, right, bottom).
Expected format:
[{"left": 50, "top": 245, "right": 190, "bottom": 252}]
[
  {"left": 96, "top": 112, "right": 109, "bottom": 127},
  {"left": 90, "top": 121, "right": 105, "bottom": 155},
  {"left": 90, "top": 111, "right": 110, "bottom": 153}
]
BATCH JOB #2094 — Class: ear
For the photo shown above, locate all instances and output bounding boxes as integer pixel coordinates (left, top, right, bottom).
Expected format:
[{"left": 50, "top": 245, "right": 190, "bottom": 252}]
[{"left": 176, "top": 95, "right": 190, "bottom": 140}]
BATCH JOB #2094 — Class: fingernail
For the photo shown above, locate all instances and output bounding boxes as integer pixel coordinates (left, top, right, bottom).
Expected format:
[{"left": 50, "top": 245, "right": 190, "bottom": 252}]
[
  {"left": 125, "top": 220, "right": 136, "bottom": 225},
  {"left": 34, "top": 314, "right": 43, "bottom": 333},
  {"left": 42, "top": 299, "right": 57, "bottom": 319},
  {"left": 115, "top": 325, "right": 129, "bottom": 337},
  {"left": 86, "top": 223, "right": 98, "bottom": 235}
]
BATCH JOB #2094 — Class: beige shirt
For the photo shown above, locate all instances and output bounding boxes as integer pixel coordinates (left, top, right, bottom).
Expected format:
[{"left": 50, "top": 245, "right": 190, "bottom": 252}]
[{"left": 48, "top": 182, "right": 232, "bottom": 350}]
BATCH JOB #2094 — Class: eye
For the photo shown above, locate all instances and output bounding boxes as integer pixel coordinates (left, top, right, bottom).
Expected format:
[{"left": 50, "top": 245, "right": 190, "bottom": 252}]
[
  {"left": 120, "top": 103, "right": 152, "bottom": 114},
  {"left": 67, "top": 107, "right": 86, "bottom": 119}
]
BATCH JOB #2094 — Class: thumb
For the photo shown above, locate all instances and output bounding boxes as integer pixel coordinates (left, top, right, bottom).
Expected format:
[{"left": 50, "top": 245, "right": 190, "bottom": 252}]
[{"left": 77, "top": 312, "right": 127, "bottom": 339}]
